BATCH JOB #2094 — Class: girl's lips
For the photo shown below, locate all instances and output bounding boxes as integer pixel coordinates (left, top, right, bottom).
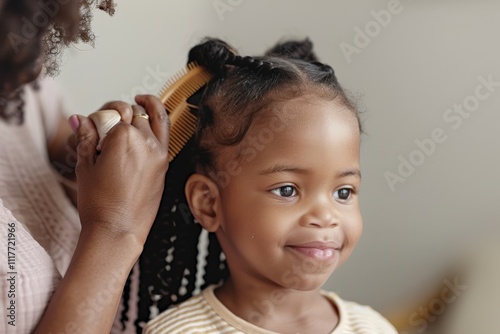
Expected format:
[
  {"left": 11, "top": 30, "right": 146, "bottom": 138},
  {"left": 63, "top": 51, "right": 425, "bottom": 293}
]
[
  {"left": 286, "top": 245, "right": 338, "bottom": 261},
  {"left": 288, "top": 241, "right": 341, "bottom": 249}
]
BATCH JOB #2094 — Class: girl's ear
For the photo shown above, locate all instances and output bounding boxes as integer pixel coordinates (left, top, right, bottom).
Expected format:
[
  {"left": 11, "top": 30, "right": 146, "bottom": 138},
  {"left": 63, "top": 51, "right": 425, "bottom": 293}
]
[{"left": 185, "top": 173, "right": 221, "bottom": 232}]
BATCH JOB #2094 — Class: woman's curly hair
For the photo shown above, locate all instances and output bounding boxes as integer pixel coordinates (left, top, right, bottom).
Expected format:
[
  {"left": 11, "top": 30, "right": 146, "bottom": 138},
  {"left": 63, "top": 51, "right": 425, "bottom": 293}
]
[{"left": 0, "top": 0, "right": 116, "bottom": 123}]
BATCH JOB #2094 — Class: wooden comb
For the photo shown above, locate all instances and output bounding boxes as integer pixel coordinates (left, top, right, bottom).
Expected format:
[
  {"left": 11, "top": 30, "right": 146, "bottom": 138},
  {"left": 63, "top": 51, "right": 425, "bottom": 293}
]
[{"left": 158, "top": 62, "right": 212, "bottom": 162}]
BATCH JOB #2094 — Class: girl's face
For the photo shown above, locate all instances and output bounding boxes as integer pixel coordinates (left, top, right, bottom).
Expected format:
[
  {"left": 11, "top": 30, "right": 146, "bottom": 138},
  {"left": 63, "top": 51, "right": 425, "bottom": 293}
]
[{"left": 213, "top": 94, "right": 363, "bottom": 291}]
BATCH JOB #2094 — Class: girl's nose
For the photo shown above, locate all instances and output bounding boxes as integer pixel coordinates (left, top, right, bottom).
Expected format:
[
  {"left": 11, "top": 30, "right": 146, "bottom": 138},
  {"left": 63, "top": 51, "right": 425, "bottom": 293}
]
[{"left": 299, "top": 199, "right": 339, "bottom": 228}]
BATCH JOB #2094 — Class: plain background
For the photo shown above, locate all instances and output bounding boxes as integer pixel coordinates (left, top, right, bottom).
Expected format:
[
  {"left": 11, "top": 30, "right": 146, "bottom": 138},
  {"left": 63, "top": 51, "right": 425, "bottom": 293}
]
[{"left": 56, "top": 0, "right": 500, "bottom": 326}]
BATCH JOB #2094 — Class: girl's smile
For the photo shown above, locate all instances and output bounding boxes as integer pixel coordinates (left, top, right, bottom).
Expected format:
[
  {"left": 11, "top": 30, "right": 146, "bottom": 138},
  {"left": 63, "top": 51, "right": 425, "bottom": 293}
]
[{"left": 285, "top": 241, "right": 341, "bottom": 262}]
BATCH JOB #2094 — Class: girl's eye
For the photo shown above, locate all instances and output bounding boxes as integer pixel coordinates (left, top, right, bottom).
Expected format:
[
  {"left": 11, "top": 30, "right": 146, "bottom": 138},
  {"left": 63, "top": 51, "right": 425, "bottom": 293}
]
[
  {"left": 334, "top": 188, "right": 352, "bottom": 201},
  {"left": 271, "top": 185, "right": 297, "bottom": 198}
]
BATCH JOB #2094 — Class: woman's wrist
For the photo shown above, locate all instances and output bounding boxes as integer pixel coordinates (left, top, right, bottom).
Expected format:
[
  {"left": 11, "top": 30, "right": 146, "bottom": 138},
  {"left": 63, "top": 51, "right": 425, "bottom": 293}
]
[{"left": 77, "top": 225, "right": 145, "bottom": 265}]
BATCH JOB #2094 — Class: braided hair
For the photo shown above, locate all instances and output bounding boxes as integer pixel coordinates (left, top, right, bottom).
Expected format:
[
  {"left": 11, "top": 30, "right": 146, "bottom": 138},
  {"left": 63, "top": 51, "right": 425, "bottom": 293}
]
[{"left": 132, "top": 37, "right": 360, "bottom": 332}]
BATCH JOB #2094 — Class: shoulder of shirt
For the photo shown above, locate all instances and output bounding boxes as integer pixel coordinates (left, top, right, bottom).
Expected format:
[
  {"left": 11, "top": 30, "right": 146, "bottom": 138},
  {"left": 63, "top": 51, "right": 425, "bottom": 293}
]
[
  {"left": 322, "top": 290, "right": 399, "bottom": 333},
  {"left": 143, "top": 285, "right": 240, "bottom": 334},
  {"left": 143, "top": 292, "right": 205, "bottom": 334}
]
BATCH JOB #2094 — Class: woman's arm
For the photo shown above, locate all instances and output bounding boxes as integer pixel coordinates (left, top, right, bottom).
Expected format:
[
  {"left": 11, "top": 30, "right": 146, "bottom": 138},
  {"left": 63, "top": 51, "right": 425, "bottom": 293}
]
[
  {"left": 35, "top": 95, "right": 170, "bottom": 333},
  {"left": 35, "top": 230, "right": 142, "bottom": 333}
]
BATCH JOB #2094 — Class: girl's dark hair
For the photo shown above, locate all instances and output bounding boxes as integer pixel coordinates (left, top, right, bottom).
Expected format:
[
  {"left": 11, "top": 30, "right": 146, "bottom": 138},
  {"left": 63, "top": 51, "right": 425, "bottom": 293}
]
[
  {"left": 264, "top": 38, "right": 318, "bottom": 62},
  {"left": 134, "top": 37, "right": 359, "bottom": 331},
  {"left": 0, "top": 0, "right": 116, "bottom": 123}
]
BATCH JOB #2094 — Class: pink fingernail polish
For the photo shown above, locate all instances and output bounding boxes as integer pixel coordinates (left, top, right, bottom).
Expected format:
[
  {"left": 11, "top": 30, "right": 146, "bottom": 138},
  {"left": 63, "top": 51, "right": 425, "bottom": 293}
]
[{"left": 68, "top": 115, "right": 80, "bottom": 132}]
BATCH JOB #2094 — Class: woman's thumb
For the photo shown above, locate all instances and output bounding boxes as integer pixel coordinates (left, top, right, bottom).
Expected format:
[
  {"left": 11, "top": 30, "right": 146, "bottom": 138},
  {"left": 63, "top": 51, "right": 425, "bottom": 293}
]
[{"left": 69, "top": 115, "right": 98, "bottom": 168}]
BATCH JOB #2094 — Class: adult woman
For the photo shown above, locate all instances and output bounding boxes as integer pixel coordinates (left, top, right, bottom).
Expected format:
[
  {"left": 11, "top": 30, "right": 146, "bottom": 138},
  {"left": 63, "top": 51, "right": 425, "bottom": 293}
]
[{"left": 0, "top": 1, "right": 170, "bottom": 333}]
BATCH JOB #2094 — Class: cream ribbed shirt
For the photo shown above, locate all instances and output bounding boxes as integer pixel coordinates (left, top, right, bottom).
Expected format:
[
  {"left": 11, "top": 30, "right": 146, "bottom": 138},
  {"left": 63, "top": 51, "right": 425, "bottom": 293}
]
[
  {"left": 0, "top": 79, "right": 81, "bottom": 334},
  {"left": 144, "top": 285, "right": 398, "bottom": 334}
]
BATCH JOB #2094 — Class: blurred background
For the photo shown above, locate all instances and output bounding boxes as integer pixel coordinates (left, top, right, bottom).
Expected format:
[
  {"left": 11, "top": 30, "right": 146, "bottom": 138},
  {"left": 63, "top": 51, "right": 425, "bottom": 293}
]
[{"left": 55, "top": 1, "right": 500, "bottom": 332}]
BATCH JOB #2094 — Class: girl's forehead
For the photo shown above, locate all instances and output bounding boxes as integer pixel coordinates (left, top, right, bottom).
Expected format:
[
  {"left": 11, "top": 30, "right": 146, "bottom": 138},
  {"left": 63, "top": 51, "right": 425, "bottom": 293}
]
[
  {"left": 234, "top": 97, "right": 359, "bottom": 154},
  {"left": 253, "top": 95, "right": 358, "bottom": 130},
  {"left": 211, "top": 94, "right": 360, "bottom": 171}
]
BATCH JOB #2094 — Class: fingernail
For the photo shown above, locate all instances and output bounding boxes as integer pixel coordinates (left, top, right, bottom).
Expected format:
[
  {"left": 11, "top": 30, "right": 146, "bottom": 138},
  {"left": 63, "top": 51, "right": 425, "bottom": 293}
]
[
  {"left": 68, "top": 115, "right": 80, "bottom": 132},
  {"left": 134, "top": 95, "right": 144, "bottom": 102}
]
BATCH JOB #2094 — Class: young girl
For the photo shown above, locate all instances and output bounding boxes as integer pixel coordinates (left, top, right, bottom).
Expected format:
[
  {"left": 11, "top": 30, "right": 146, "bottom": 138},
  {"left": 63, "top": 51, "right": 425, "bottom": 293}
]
[{"left": 143, "top": 38, "right": 398, "bottom": 334}]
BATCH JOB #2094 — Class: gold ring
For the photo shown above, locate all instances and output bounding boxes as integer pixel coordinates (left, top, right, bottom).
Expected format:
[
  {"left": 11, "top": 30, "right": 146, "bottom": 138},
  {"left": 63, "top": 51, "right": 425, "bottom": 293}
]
[{"left": 133, "top": 113, "right": 149, "bottom": 121}]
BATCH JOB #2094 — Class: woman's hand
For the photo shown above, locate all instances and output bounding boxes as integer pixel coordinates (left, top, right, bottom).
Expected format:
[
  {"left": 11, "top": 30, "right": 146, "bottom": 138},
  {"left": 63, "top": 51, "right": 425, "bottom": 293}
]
[
  {"left": 34, "top": 95, "right": 169, "bottom": 334},
  {"left": 74, "top": 95, "right": 170, "bottom": 249}
]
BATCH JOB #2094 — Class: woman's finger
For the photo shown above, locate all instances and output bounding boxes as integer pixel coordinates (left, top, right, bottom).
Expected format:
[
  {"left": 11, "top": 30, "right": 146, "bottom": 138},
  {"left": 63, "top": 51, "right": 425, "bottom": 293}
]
[
  {"left": 72, "top": 115, "right": 98, "bottom": 172},
  {"left": 135, "top": 95, "right": 170, "bottom": 148},
  {"left": 131, "top": 104, "right": 152, "bottom": 133}
]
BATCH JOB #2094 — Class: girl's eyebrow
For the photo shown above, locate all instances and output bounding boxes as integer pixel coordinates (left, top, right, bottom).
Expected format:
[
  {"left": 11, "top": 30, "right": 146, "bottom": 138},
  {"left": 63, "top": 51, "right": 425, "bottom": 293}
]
[
  {"left": 338, "top": 168, "right": 362, "bottom": 179},
  {"left": 259, "top": 164, "right": 362, "bottom": 179},
  {"left": 258, "top": 164, "right": 309, "bottom": 176}
]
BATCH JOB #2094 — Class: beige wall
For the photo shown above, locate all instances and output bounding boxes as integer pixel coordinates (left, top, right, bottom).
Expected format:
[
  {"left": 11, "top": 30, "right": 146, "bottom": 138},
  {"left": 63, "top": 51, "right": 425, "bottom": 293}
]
[{"left": 56, "top": 0, "right": 500, "bottom": 326}]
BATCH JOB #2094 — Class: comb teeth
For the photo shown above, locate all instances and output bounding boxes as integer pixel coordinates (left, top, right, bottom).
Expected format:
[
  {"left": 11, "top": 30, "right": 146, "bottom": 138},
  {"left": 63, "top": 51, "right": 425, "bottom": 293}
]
[
  {"left": 158, "top": 62, "right": 198, "bottom": 95},
  {"left": 158, "top": 62, "right": 211, "bottom": 110},
  {"left": 167, "top": 107, "right": 197, "bottom": 162},
  {"left": 159, "top": 62, "right": 212, "bottom": 162}
]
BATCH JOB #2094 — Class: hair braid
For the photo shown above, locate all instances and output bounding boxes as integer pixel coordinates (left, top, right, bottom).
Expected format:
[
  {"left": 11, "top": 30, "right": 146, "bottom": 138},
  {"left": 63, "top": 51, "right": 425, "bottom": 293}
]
[
  {"left": 119, "top": 267, "right": 132, "bottom": 330},
  {"left": 188, "top": 38, "right": 235, "bottom": 74},
  {"left": 135, "top": 137, "right": 228, "bottom": 327},
  {"left": 227, "top": 55, "right": 274, "bottom": 72},
  {"left": 202, "top": 232, "right": 228, "bottom": 286}
]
